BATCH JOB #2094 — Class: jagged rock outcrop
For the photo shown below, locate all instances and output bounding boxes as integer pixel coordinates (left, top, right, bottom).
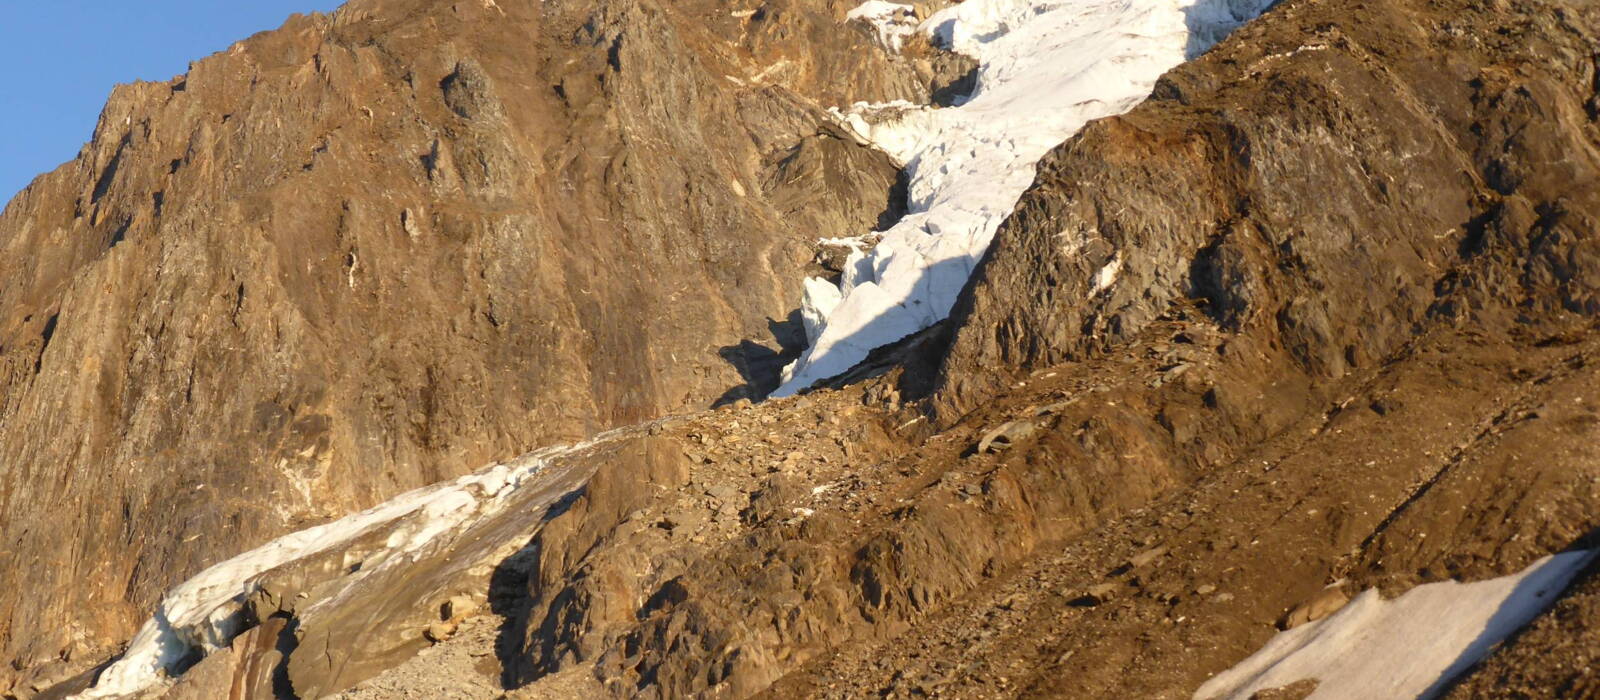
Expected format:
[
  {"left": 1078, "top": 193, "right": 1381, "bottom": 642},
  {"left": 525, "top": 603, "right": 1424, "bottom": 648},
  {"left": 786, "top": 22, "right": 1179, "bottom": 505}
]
[
  {"left": 925, "top": 0, "right": 1600, "bottom": 419},
  {"left": 0, "top": 0, "right": 971, "bottom": 692}
]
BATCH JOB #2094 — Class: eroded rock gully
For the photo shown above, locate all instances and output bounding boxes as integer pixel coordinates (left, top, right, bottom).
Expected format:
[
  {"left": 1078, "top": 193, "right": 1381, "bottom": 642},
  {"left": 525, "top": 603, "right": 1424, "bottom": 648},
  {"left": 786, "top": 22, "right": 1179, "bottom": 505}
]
[{"left": 5, "top": 0, "right": 1600, "bottom": 696}]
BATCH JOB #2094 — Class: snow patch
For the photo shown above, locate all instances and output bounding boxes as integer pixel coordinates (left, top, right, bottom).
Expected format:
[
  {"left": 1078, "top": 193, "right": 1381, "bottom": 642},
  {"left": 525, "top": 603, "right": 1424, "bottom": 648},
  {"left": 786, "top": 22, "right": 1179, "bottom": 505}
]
[
  {"left": 846, "top": 1, "right": 920, "bottom": 51},
  {"left": 72, "top": 432, "right": 620, "bottom": 699},
  {"left": 817, "top": 236, "right": 874, "bottom": 253},
  {"left": 1195, "top": 550, "right": 1597, "bottom": 700},
  {"left": 778, "top": 0, "right": 1272, "bottom": 396},
  {"left": 1090, "top": 254, "right": 1123, "bottom": 297},
  {"left": 825, "top": 100, "right": 934, "bottom": 166}
]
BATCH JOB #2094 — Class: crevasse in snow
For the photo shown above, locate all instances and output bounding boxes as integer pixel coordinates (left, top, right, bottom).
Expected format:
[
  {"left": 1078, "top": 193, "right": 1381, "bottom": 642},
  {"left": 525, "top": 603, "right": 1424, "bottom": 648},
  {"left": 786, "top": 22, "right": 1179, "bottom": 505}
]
[
  {"left": 774, "top": 0, "right": 1275, "bottom": 396},
  {"left": 71, "top": 431, "right": 621, "bottom": 700}
]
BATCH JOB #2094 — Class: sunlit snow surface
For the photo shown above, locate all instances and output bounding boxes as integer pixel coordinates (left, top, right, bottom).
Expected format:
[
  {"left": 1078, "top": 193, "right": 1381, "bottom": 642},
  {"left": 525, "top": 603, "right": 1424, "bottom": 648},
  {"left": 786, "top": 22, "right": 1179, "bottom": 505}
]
[
  {"left": 72, "top": 433, "right": 617, "bottom": 699},
  {"left": 775, "top": 0, "right": 1274, "bottom": 395},
  {"left": 1195, "top": 550, "right": 1597, "bottom": 700}
]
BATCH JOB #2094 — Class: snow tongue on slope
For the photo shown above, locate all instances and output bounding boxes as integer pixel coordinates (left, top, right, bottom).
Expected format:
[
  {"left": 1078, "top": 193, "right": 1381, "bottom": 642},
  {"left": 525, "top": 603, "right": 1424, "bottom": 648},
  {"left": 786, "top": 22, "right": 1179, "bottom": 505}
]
[
  {"left": 774, "top": 0, "right": 1274, "bottom": 396},
  {"left": 69, "top": 433, "right": 618, "bottom": 700},
  {"left": 1195, "top": 550, "right": 1598, "bottom": 700}
]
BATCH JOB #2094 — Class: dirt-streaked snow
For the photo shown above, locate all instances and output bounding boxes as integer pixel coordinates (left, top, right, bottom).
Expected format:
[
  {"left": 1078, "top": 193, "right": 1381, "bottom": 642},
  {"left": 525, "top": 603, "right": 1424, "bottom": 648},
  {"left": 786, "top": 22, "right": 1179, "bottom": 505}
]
[
  {"left": 72, "top": 432, "right": 621, "bottom": 699},
  {"left": 1195, "top": 550, "right": 1597, "bottom": 700},
  {"left": 846, "top": 0, "right": 920, "bottom": 51},
  {"left": 776, "top": 0, "right": 1272, "bottom": 395}
]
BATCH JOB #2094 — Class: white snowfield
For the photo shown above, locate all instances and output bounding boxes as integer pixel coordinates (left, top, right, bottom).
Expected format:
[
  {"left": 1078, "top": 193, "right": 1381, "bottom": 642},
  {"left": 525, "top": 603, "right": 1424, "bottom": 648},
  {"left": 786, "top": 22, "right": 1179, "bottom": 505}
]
[
  {"left": 775, "top": 0, "right": 1275, "bottom": 395},
  {"left": 71, "top": 431, "right": 621, "bottom": 700},
  {"left": 1195, "top": 550, "right": 1598, "bottom": 700}
]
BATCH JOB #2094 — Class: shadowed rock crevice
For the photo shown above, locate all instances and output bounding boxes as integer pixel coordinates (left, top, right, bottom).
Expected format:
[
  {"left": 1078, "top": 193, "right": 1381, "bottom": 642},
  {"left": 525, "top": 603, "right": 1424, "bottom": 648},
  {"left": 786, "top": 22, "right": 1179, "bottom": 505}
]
[
  {"left": 715, "top": 310, "right": 808, "bottom": 406},
  {"left": 31, "top": 312, "right": 58, "bottom": 376},
  {"left": 268, "top": 614, "right": 302, "bottom": 700}
]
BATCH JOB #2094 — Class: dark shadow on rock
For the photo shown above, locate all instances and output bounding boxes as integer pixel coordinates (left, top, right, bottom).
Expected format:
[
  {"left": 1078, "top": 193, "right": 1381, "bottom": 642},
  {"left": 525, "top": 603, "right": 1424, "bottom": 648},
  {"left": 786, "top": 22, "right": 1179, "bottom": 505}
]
[
  {"left": 107, "top": 217, "right": 132, "bottom": 250},
  {"left": 714, "top": 310, "right": 807, "bottom": 406},
  {"left": 1182, "top": 0, "right": 1282, "bottom": 60},
  {"left": 876, "top": 167, "right": 912, "bottom": 231},
  {"left": 90, "top": 133, "right": 131, "bottom": 205},
  {"left": 490, "top": 486, "right": 586, "bottom": 690},
  {"left": 892, "top": 319, "right": 956, "bottom": 405},
  {"left": 268, "top": 614, "right": 302, "bottom": 700},
  {"left": 33, "top": 311, "right": 59, "bottom": 375},
  {"left": 930, "top": 64, "right": 979, "bottom": 108}
]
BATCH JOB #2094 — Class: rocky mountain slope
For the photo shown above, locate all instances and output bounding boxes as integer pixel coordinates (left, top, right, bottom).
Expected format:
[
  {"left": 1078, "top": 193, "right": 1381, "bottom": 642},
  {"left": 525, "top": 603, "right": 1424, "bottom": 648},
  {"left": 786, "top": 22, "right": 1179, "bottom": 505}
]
[
  {"left": 3, "top": 0, "right": 1600, "bottom": 696},
  {"left": 0, "top": 0, "right": 968, "bottom": 691}
]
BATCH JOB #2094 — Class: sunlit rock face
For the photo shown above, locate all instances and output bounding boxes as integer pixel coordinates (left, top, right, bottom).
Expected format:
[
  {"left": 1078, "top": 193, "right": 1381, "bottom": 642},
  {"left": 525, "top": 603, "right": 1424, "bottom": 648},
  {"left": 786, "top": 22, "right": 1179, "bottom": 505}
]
[
  {"left": 0, "top": 0, "right": 962, "bottom": 690},
  {"left": 9, "top": 0, "right": 1600, "bottom": 696}
]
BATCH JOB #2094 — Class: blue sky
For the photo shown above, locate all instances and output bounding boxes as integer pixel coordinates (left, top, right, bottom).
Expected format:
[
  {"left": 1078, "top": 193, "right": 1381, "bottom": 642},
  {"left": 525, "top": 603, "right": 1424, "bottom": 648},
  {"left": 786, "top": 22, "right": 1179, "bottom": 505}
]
[{"left": 0, "top": 1, "right": 346, "bottom": 203}]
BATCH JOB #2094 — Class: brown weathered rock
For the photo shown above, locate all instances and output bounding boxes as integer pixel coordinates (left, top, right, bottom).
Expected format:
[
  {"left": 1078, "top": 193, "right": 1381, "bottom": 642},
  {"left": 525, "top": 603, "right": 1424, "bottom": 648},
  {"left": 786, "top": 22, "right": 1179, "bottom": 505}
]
[
  {"left": 7, "top": 0, "right": 1600, "bottom": 696},
  {"left": 0, "top": 0, "right": 962, "bottom": 690},
  {"left": 423, "top": 622, "right": 457, "bottom": 644},
  {"left": 921, "top": 0, "right": 1600, "bottom": 424},
  {"left": 442, "top": 595, "right": 478, "bottom": 623},
  {"left": 459, "top": 0, "right": 1600, "bottom": 697}
]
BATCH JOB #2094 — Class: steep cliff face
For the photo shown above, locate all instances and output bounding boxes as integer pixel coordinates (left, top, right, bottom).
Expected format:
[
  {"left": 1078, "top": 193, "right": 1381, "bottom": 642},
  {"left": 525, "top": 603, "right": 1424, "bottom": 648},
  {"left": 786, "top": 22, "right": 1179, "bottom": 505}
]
[
  {"left": 0, "top": 0, "right": 965, "bottom": 690},
  {"left": 927, "top": 0, "right": 1600, "bottom": 419}
]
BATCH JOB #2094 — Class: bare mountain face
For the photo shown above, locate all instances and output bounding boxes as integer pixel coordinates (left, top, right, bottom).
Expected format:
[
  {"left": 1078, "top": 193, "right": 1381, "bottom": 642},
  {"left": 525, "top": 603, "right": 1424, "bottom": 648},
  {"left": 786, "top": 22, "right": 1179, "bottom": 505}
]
[
  {"left": 5, "top": 0, "right": 1600, "bottom": 697},
  {"left": 0, "top": 0, "right": 971, "bottom": 691}
]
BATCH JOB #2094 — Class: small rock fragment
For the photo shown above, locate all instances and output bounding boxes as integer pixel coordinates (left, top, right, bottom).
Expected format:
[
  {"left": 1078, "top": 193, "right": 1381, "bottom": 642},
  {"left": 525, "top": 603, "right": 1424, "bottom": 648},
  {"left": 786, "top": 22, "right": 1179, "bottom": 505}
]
[
  {"left": 1281, "top": 585, "right": 1350, "bottom": 629},
  {"left": 976, "top": 419, "right": 1039, "bottom": 454},
  {"left": 424, "top": 621, "right": 457, "bottom": 643},
  {"left": 1128, "top": 545, "right": 1169, "bottom": 570},
  {"left": 443, "top": 595, "right": 477, "bottom": 622},
  {"left": 1083, "top": 582, "right": 1119, "bottom": 604}
]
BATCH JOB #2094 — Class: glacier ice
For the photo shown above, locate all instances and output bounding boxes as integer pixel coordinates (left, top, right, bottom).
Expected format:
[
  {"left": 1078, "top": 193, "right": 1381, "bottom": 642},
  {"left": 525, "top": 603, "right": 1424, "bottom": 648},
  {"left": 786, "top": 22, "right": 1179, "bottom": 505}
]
[{"left": 777, "top": 0, "right": 1275, "bottom": 396}]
